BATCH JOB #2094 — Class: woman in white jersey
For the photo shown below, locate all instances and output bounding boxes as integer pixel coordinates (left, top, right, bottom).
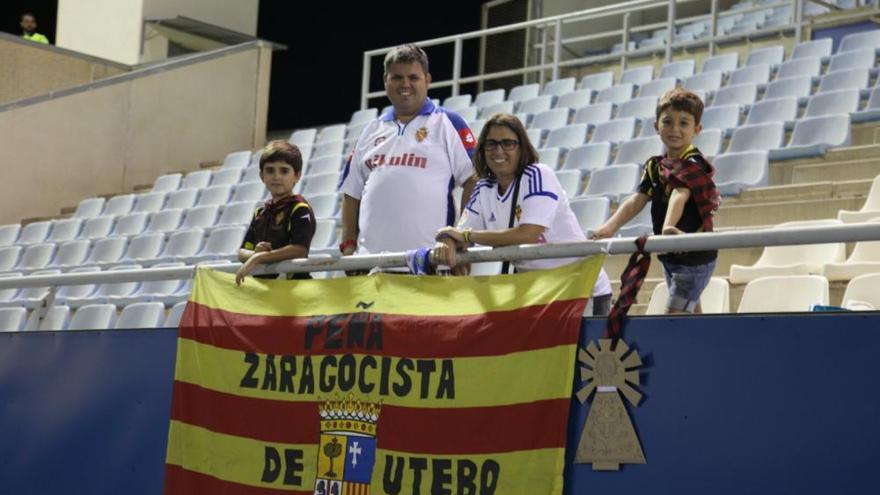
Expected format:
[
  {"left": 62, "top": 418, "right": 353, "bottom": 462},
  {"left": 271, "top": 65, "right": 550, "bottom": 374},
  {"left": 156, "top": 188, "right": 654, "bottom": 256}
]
[{"left": 434, "top": 113, "right": 613, "bottom": 315}]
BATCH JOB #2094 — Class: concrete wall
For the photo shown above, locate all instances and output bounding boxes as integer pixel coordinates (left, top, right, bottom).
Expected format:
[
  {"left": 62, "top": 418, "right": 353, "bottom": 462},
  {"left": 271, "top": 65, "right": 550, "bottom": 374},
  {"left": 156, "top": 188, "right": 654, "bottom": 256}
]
[
  {"left": 0, "top": 34, "right": 128, "bottom": 104},
  {"left": 56, "top": 0, "right": 145, "bottom": 65},
  {"left": 143, "top": 0, "right": 259, "bottom": 35},
  {"left": 0, "top": 43, "right": 272, "bottom": 224}
]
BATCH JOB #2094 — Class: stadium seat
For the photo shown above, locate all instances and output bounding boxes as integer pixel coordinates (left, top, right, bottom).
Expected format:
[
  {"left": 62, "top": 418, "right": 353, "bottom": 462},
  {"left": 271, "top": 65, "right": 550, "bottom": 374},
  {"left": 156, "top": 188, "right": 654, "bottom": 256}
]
[
  {"left": 82, "top": 237, "right": 127, "bottom": 267},
  {"left": 250, "top": 149, "right": 265, "bottom": 167},
  {"left": 0, "top": 246, "right": 23, "bottom": 272},
  {"left": 289, "top": 128, "right": 317, "bottom": 148},
  {"left": 519, "top": 95, "right": 555, "bottom": 115},
  {"left": 745, "top": 97, "right": 798, "bottom": 126},
  {"left": 838, "top": 175, "right": 880, "bottom": 223},
  {"left": 181, "top": 170, "right": 212, "bottom": 190},
  {"left": 532, "top": 108, "right": 570, "bottom": 131},
  {"left": 827, "top": 49, "right": 875, "bottom": 73},
  {"left": 132, "top": 192, "right": 166, "bottom": 214},
  {"left": 479, "top": 101, "right": 516, "bottom": 119},
  {"left": 181, "top": 206, "right": 219, "bottom": 230},
  {"left": 78, "top": 217, "right": 114, "bottom": 241},
  {"left": 16, "top": 243, "right": 56, "bottom": 272},
  {"left": 713, "top": 150, "right": 769, "bottom": 195},
  {"left": 195, "top": 185, "right": 233, "bottom": 208},
  {"left": 115, "top": 301, "right": 168, "bottom": 328},
  {"left": 769, "top": 113, "right": 851, "bottom": 160},
  {"left": 818, "top": 68, "right": 871, "bottom": 94},
  {"left": 838, "top": 30, "right": 880, "bottom": 53},
  {"left": 840, "top": 273, "right": 880, "bottom": 310},
  {"left": 700, "top": 104, "right": 741, "bottom": 134},
  {"left": 727, "top": 122, "right": 785, "bottom": 153},
  {"left": 554, "top": 170, "right": 583, "bottom": 197},
  {"left": 156, "top": 229, "right": 204, "bottom": 264},
  {"left": 0, "top": 272, "right": 22, "bottom": 303},
  {"left": 165, "top": 301, "right": 188, "bottom": 327},
  {"left": 537, "top": 148, "right": 561, "bottom": 170},
  {"left": 579, "top": 71, "right": 614, "bottom": 91},
  {"left": 620, "top": 66, "right": 654, "bottom": 85},
  {"left": 0, "top": 225, "right": 20, "bottom": 247},
  {"left": 557, "top": 89, "right": 595, "bottom": 110},
  {"left": 526, "top": 128, "right": 543, "bottom": 147},
  {"left": 456, "top": 106, "right": 478, "bottom": 122},
  {"left": 54, "top": 266, "right": 100, "bottom": 306},
  {"left": 638, "top": 37, "right": 665, "bottom": 49},
  {"left": 645, "top": 277, "right": 730, "bottom": 315},
  {"left": 302, "top": 173, "right": 341, "bottom": 196},
  {"left": 49, "top": 240, "right": 91, "bottom": 269},
  {"left": 145, "top": 209, "right": 183, "bottom": 233},
  {"left": 616, "top": 97, "right": 657, "bottom": 120},
  {"left": 659, "top": 59, "right": 695, "bottom": 80},
  {"left": 316, "top": 125, "right": 346, "bottom": 144},
  {"left": 683, "top": 71, "right": 723, "bottom": 93},
  {"left": 123, "top": 233, "right": 165, "bottom": 265},
  {"left": 701, "top": 53, "right": 739, "bottom": 73},
  {"left": 764, "top": 75, "right": 814, "bottom": 103},
  {"left": 111, "top": 212, "right": 147, "bottom": 238},
  {"left": 737, "top": 275, "right": 829, "bottom": 313},
  {"left": 68, "top": 304, "right": 117, "bottom": 330},
  {"left": 728, "top": 64, "right": 772, "bottom": 87},
  {"left": 469, "top": 119, "right": 486, "bottom": 137},
  {"left": 611, "top": 41, "right": 637, "bottom": 53},
  {"left": 312, "top": 219, "right": 338, "bottom": 250},
  {"left": 443, "top": 94, "right": 472, "bottom": 111},
  {"left": 693, "top": 128, "right": 723, "bottom": 156},
  {"left": 562, "top": 143, "right": 612, "bottom": 175},
  {"left": 637, "top": 78, "right": 677, "bottom": 99},
  {"left": 514, "top": 111, "right": 532, "bottom": 127},
  {"left": 313, "top": 140, "right": 345, "bottom": 159},
  {"left": 151, "top": 173, "right": 182, "bottom": 194},
  {"left": 217, "top": 202, "right": 257, "bottom": 227},
  {"left": 73, "top": 198, "right": 105, "bottom": 219},
  {"left": 104, "top": 194, "right": 136, "bottom": 217},
  {"left": 474, "top": 89, "right": 506, "bottom": 109},
  {"left": 596, "top": 84, "right": 635, "bottom": 105},
  {"left": 184, "top": 226, "right": 246, "bottom": 264},
  {"left": 24, "top": 305, "right": 71, "bottom": 331},
  {"left": 613, "top": 136, "right": 663, "bottom": 165},
  {"left": 0, "top": 268, "right": 60, "bottom": 309},
  {"left": 791, "top": 38, "right": 832, "bottom": 60},
  {"left": 728, "top": 219, "right": 846, "bottom": 283},
  {"left": 746, "top": 45, "right": 784, "bottom": 67},
  {"left": 232, "top": 182, "right": 267, "bottom": 203},
  {"left": 591, "top": 118, "right": 636, "bottom": 144},
  {"left": 822, "top": 222, "right": 880, "bottom": 281},
  {"left": 546, "top": 124, "right": 588, "bottom": 149},
  {"left": 308, "top": 155, "right": 344, "bottom": 176},
  {"left": 17, "top": 221, "right": 52, "bottom": 245},
  {"left": 48, "top": 218, "right": 83, "bottom": 243},
  {"left": 222, "top": 151, "right": 252, "bottom": 169},
  {"left": 776, "top": 57, "right": 822, "bottom": 81},
  {"left": 166, "top": 189, "right": 199, "bottom": 210},
  {"left": 241, "top": 166, "right": 261, "bottom": 182},
  {"left": 508, "top": 83, "right": 540, "bottom": 104},
  {"left": 852, "top": 86, "right": 880, "bottom": 123},
  {"left": 349, "top": 108, "right": 377, "bottom": 127},
  {"left": 804, "top": 87, "right": 862, "bottom": 117},
  {"left": 569, "top": 196, "right": 610, "bottom": 234},
  {"left": 583, "top": 164, "right": 640, "bottom": 202},
  {"left": 0, "top": 307, "right": 26, "bottom": 332},
  {"left": 309, "top": 193, "right": 340, "bottom": 219},
  {"left": 573, "top": 102, "right": 614, "bottom": 127},
  {"left": 210, "top": 168, "right": 243, "bottom": 187},
  {"left": 542, "top": 77, "right": 576, "bottom": 96},
  {"left": 639, "top": 116, "right": 657, "bottom": 137},
  {"left": 711, "top": 83, "right": 758, "bottom": 107}
]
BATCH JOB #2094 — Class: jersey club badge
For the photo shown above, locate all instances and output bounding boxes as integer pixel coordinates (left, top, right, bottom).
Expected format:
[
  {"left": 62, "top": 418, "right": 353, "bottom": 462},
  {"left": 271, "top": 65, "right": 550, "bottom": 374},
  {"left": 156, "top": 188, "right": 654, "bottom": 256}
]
[{"left": 416, "top": 127, "right": 428, "bottom": 142}]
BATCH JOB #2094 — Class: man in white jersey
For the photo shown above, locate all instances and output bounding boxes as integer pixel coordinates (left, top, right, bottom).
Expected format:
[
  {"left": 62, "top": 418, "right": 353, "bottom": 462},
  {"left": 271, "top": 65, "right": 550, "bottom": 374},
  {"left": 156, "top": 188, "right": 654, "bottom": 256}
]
[
  {"left": 339, "top": 44, "right": 477, "bottom": 258},
  {"left": 433, "top": 113, "right": 613, "bottom": 315}
]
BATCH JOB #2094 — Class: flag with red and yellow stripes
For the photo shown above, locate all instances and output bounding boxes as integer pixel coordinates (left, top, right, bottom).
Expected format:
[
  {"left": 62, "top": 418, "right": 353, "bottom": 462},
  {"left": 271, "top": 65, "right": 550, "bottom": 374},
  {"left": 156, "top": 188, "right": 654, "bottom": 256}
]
[{"left": 164, "top": 256, "right": 603, "bottom": 494}]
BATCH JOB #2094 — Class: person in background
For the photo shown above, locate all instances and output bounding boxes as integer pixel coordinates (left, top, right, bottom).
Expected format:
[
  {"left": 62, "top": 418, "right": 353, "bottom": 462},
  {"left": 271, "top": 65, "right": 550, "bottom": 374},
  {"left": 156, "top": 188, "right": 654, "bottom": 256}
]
[
  {"left": 20, "top": 12, "right": 49, "bottom": 44},
  {"left": 433, "top": 113, "right": 613, "bottom": 316}
]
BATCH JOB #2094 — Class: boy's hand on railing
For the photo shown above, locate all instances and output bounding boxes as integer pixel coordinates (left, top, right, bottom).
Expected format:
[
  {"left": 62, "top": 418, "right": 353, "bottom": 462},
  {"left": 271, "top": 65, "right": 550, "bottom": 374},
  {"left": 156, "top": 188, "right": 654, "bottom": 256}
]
[
  {"left": 589, "top": 226, "right": 614, "bottom": 240},
  {"left": 235, "top": 253, "right": 264, "bottom": 286},
  {"left": 662, "top": 226, "right": 684, "bottom": 236},
  {"left": 254, "top": 242, "right": 272, "bottom": 253}
]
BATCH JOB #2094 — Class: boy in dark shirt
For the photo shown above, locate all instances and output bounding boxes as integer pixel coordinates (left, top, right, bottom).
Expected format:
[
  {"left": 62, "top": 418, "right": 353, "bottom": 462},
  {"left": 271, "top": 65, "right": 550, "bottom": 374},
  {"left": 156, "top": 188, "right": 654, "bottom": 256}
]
[
  {"left": 592, "top": 89, "right": 720, "bottom": 313},
  {"left": 236, "top": 140, "right": 316, "bottom": 285}
]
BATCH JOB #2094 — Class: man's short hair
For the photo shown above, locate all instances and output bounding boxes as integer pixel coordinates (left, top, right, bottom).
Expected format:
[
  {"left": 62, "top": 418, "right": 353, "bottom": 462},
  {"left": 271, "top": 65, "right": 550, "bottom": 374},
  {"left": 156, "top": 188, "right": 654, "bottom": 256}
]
[
  {"left": 259, "top": 140, "right": 303, "bottom": 174},
  {"left": 21, "top": 12, "right": 36, "bottom": 21},
  {"left": 383, "top": 44, "right": 429, "bottom": 75},
  {"left": 656, "top": 88, "right": 704, "bottom": 124}
]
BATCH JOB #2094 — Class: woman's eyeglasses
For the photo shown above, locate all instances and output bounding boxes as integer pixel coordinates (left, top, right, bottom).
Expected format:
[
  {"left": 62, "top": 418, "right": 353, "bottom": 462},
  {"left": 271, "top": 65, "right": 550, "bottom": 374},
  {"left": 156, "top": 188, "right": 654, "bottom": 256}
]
[{"left": 483, "top": 139, "right": 519, "bottom": 151}]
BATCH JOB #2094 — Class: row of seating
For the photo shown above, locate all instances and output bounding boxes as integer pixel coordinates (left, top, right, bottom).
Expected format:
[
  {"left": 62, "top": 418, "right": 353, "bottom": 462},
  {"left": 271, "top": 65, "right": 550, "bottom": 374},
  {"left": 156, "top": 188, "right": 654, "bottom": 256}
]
[{"left": 0, "top": 301, "right": 188, "bottom": 331}]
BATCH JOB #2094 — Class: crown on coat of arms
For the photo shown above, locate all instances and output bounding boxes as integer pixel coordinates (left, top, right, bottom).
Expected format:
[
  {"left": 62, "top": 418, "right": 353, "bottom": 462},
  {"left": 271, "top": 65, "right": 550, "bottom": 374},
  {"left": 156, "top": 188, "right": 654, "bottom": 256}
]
[{"left": 319, "top": 394, "right": 382, "bottom": 436}]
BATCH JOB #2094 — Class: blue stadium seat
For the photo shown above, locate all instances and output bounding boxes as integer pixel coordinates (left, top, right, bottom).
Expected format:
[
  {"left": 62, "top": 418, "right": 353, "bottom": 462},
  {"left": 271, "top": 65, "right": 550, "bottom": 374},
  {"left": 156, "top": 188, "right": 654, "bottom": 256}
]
[
  {"left": 538, "top": 148, "right": 562, "bottom": 170},
  {"left": 713, "top": 150, "right": 769, "bottom": 196},
  {"left": 145, "top": 209, "right": 183, "bottom": 233},
  {"left": 573, "top": 102, "right": 613, "bottom": 127},
  {"left": 49, "top": 240, "right": 91, "bottom": 269},
  {"left": 746, "top": 45, "right": 784, "bottom": 67},
  {"left": 556, "top": 89, "right": 595, "bottom": 110},
  {"left": 79, "top": 216, "right": 114, "bottom": 240},
  {"left": 316, "top": 124, "right": 346, "bottom": 143},
  {"left": 542, "top": 77, "right": 576, "bottom": 96},
  {"left": 745, "top": 97, "right": 799, "bottom": 126},
  {"left": 764, "top": 75, "right": 814, "bottom": 102},
  {"left": 569, "top": 196, "right": 611, "bottom": 234},
  {"left": 613, "top": 136, "right": 663, "bottom": 165},
  {"left": 181, "top": 206, "right": 220, "bottom": 230},
  {"left": 309, "top": 193, "right": 341, "bottom": 219},
  {"left": 791, "top": 38, "right": 833, "bottom": 60},
  {"left": 181, "top": 170, "right": 212, "bottom": 190},
  {"left": 838, "top": 30, "right": 880, "bottom": 53},
  {"left": 683, "top": 71, "right": 723, "bottom": 93},
  {"left": 637, "top": 77, "right": 677, "bottom": 98},
  {"left": 546, "top": 124, "right": 588, "bottom": 149},
  {"left": 702, "top": 53, "right": 739, "bottom": 74},
  {"left": 48, "top": 218, "right": 83, "bottom": 243},
  {"left": 518, "top": 95, "right": 555, "bottom": 115},
  {"left": 579, "top": 72, "right": 614, "bottom": 91},
  {"left": 596, "top": 84, "right": 635, "bottom": 105},
  {"left": 210, "top": 168, "right": 243, "bottom": 187},
  {"left": 616, "top": 97, "right": 657, "bottom": 120},
  {"left": 728, "top": 64, "right": 772, "bottom": 87},
  {"left": 68, "top": 304, "right": 117, "bottom": 330},
  {"left": 24, "top": 305, "right": 71, "bottom": 331},
  {"left": 728, "top": 122, "right": 785, "bottom": 153},
  {"left": 443, "top": 94, "right": 472, "bottom": 111},
  {"left": 0, "top": 225, "right": 20, "bottom": 247},
  {"left": 288, "top": 128, "right": 317, "bottom": 148},
  {"left": 478, "top": 101, "right": 515, "bottom": 119},
  {"left": 817, "top": 68, "right": 871, "bottom": 93},
  {"left": 554, "top": 170, "right": 583, "bottom": 197},
  {"left": 711, "top": 83, "right": 758, "bottom": 107},
  {"left": 769, "top": 114, "right": 852, "bottom": 160},
  {"left": 804, "top": 88, "right": 861, "bottom": 117},
  {"left": 827, "top": 49, "right": 875, "bottom": 73},
  {"left": 583, "top": 164, "right": 640, "bottom": 202},
  {"left": 508, "top": 83, "right": 541, "bottom": 104},
  {"left": 474, "top": 89, "right": 506, "bottom": 109},
  {"left": 82, "top": 237, "right": 127, "bottom": 267},
  {"left": 17, "top": 221, "right": 52, "bottom": 245},
  {"left": 620, "top": 66, "right": 654, "bottom": 85},
  {"left": 590, "top": 118, "right": 637, "bottom": 144},
  {"left": 694, "top": 128, "right": 723, "bottom": 157},
  {"left": 660, "top": 59, "right": 695, "bottom": 79},
  {"left": 73, "top": 198, "right": 105, "bottom": 219},
  {"left": 531, "top": 108, "right": 571, "bottom": 131},
  {"left": 700, "top": 104, "right": 741, "bottom": 134}
]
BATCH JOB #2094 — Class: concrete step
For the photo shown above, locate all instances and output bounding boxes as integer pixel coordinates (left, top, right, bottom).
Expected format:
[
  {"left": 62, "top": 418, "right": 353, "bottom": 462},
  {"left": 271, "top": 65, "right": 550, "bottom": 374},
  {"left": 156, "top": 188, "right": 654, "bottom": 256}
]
[
  {"left": 714, "top": 197, "right": 865, "bottom": 228},
  {"left": 723, "top": 179, "right": 872, "bottom": 206},
  {"left": 769, "top": 143, "right": 880, "bottom": 185}
]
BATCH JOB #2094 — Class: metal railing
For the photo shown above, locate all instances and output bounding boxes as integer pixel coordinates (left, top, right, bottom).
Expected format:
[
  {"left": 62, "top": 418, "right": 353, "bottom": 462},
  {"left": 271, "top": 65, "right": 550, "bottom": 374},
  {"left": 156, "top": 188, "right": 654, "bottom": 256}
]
[
  {"left": 360, "top": 0, "right": 879, "bottom": 108},
  {"left": 2, "top": 223, "right": 880, "bottom": 291}
]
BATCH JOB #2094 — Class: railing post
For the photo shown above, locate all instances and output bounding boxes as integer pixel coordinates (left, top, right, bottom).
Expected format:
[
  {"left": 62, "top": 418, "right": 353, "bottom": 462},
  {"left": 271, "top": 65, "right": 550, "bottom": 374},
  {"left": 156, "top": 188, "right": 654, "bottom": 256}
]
[
  {"left": 666, "top": 0, "right": 676, "bottom": 63},
  {"left": 540, "top": 24, "right": 548, "bottom": 85},
  {"left": 552, "top": 18, "right": 562, "bottom": 81},
  {"left": 794, "top": 0, "right": 804, "bottom": 42},
  {"left": 453, "top": 38, "right": 463, "bottom": 97},
  {"left": 621, "top": 12, "right": 631, "bottom": 72},
  {"left": 710, "top": 0, "right": 719, "bottom": 56},
  {"left": 361, "top": 52, "right": 371, "bottom": 110}
]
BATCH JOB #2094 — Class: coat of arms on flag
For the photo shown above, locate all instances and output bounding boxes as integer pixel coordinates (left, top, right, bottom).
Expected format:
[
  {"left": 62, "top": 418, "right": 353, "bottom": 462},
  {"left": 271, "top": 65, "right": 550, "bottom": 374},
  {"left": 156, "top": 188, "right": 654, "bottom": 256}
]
[{"left": 315, "top": 395, "right": 380, "bottom": 495}]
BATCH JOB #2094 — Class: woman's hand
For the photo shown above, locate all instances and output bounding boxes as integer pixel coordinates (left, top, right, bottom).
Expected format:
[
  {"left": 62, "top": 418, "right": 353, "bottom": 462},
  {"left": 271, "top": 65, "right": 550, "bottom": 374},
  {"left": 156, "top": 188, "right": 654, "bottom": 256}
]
[
  {"left": 432, "top": 238, "right": 458, "bottom": 268},
  {"left": 435, "top": 226, "right": 466, "bottom": 245}
]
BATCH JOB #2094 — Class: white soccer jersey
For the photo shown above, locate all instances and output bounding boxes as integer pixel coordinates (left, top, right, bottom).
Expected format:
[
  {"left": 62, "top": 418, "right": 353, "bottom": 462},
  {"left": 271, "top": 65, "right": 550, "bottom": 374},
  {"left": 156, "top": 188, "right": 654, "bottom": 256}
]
[
  {"left": 459, "top": 162, "right": 612, "bottom": 296},
  {"left": 340, "top": 99, "right": 476, "bottom": 254}
]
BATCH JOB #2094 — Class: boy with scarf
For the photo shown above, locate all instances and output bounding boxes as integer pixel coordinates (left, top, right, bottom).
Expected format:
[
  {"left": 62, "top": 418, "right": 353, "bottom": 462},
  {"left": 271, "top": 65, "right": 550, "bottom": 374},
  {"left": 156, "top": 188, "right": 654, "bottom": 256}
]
[
  {"left": 592, "top": 89, "right": 720, "bottom": 313},
  {"left": 236, "top": 140, "right": 316, "bottom": 285}
]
